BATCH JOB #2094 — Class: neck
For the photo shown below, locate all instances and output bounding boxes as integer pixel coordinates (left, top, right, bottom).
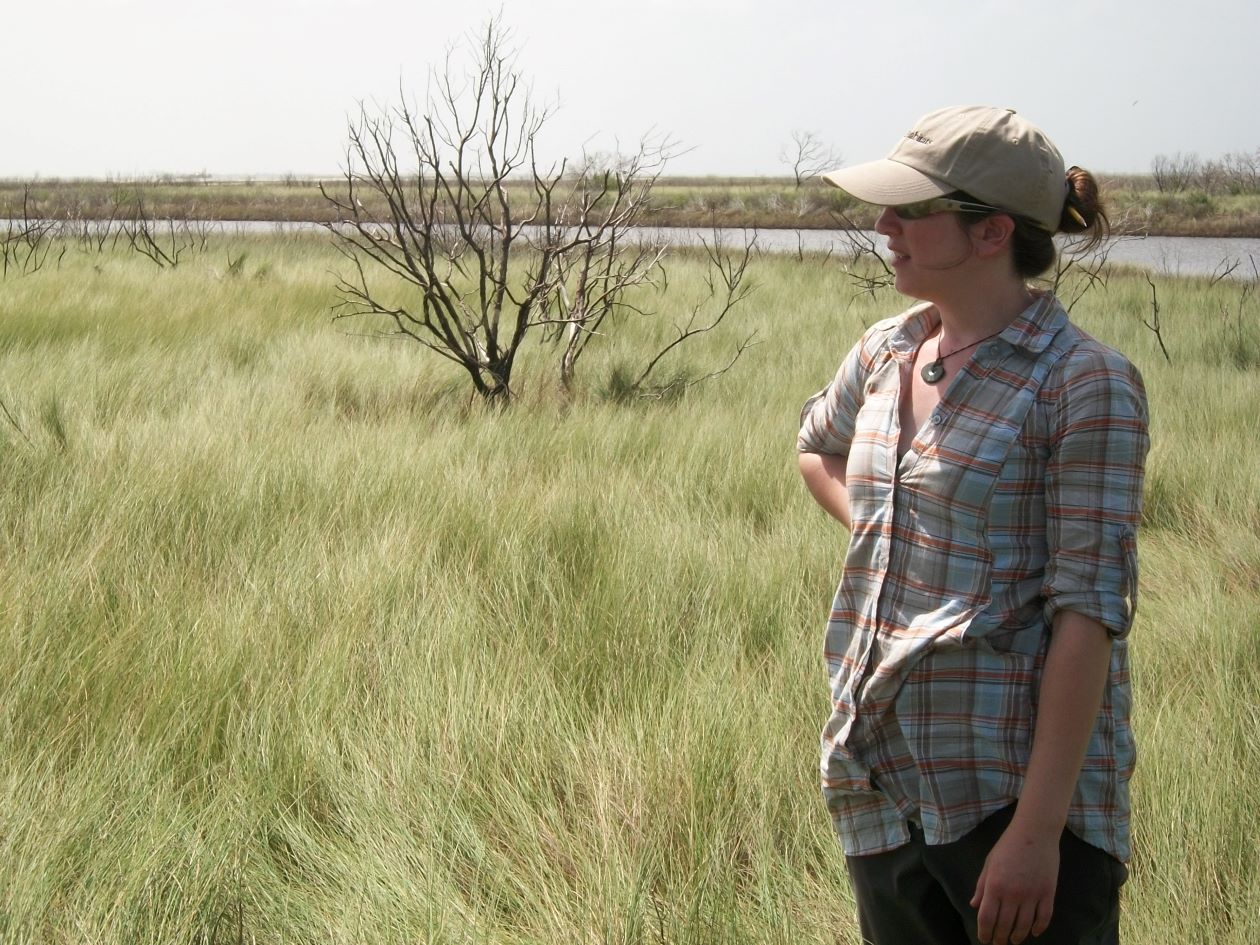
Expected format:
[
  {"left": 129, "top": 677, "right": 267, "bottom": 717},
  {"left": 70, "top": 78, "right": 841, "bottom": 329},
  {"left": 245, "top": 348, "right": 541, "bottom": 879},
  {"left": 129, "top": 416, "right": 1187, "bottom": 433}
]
[{"left": 932, "top": 273, "right": 1034, "bottom": 347}]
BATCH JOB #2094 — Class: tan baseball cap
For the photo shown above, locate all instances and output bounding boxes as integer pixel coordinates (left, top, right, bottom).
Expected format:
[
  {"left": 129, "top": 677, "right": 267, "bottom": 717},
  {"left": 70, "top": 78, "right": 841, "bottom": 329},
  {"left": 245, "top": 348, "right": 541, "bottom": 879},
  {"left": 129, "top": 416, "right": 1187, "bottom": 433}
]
[{"left": 822, "top": 105, "right": 1067, "bottom": 232}]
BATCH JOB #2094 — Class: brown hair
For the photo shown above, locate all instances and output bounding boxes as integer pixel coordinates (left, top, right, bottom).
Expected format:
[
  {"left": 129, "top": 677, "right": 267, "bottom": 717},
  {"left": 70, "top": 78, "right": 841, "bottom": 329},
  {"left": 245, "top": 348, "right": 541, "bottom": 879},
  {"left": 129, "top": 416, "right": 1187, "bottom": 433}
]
[{"left": 956, "top": 166, "right": 1109, "bottom": 278}]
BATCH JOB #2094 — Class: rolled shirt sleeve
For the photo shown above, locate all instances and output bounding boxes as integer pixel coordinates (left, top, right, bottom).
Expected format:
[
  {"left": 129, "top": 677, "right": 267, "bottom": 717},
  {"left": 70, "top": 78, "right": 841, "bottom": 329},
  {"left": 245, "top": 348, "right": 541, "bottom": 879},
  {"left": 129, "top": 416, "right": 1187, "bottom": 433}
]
[{"left": 1042, "top": 347, "right": 1150, "bottom": 638}]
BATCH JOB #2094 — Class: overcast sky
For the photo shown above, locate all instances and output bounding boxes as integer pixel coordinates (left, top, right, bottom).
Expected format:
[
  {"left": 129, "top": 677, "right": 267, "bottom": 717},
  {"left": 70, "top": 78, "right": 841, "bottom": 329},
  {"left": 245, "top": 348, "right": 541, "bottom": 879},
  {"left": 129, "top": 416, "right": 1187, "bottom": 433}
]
[{"left": 7, "top": 0, "right": 1259, "bottom": 179}]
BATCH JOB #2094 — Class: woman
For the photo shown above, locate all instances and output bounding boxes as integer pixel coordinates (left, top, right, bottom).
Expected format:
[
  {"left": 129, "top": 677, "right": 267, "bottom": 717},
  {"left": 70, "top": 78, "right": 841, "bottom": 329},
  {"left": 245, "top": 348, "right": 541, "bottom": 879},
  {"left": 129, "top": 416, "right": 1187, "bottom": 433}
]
[{"left": 797, "top": 106, "right": 1149, "bottom": 945}]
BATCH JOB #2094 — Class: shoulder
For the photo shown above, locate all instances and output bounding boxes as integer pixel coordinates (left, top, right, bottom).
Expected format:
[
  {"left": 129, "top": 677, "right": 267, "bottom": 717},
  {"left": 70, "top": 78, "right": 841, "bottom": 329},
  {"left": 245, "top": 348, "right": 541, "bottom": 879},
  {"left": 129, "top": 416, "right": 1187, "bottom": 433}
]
[
  {"left": 1045, "top": 324, "right": 1146, "bottom": 402},
  {"left": 1042, "top": 324, "right": 1149, "bottom": 435}
]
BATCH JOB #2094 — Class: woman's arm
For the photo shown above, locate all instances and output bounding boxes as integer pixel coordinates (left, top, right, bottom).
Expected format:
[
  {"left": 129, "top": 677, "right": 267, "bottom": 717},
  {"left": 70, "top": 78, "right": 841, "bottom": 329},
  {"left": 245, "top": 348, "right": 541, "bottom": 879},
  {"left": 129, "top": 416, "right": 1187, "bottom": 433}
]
[
  {"left": 969, "top": 609, "right": 1113, "bottom": 945},
  {"left": 970, "top": 348, "right": 1149, "bottom": 944},
  {"left": 797, "top": 451, "right": 852, "bottom": 529}
]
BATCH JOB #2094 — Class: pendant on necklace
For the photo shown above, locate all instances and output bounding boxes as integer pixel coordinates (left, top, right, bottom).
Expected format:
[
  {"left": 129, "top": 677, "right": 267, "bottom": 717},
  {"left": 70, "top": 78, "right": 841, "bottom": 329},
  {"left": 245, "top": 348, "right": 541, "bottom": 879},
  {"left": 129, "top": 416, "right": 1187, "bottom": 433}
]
[{"left": 921, "top": 360, "right": 946, "bottom": 384}]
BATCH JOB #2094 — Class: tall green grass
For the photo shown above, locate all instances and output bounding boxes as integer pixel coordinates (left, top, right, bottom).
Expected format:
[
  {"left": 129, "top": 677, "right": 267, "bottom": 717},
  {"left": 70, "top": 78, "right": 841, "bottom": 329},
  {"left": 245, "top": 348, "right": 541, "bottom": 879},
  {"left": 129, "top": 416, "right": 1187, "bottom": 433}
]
[{"left": 0, "top": 237, "right": 1256, "bottom": 943}]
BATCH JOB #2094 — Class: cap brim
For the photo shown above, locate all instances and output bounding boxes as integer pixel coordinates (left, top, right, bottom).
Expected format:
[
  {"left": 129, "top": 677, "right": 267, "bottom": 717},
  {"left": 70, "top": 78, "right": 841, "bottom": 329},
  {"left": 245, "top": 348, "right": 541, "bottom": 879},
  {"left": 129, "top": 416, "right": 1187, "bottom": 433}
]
[{"left": 821, "top": 158, "right": 951, "bottom": 205}]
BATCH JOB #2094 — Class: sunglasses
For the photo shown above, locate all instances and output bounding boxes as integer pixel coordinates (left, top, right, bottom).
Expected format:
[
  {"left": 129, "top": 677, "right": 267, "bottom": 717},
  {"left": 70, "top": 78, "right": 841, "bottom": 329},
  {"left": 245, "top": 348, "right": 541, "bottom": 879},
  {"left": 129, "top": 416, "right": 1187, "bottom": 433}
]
[{"left": 888, "top": 197, "right": 1005, "bottom": 219}]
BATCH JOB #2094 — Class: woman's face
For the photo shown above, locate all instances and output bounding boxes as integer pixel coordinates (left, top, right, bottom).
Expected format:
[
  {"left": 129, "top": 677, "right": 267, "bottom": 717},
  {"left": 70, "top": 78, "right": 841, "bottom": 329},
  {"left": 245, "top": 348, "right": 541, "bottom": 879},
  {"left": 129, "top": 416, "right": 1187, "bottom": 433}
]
[{"left": 874, "top": 206, "right": 977, "bottom": 300}]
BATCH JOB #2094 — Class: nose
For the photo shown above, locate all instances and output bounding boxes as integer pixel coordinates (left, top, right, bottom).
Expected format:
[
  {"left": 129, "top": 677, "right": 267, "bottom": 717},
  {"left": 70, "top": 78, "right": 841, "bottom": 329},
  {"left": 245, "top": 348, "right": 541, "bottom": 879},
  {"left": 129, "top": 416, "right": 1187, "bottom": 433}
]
[{"left": 874, "top": 206, "right": 899, "bottom": 236}]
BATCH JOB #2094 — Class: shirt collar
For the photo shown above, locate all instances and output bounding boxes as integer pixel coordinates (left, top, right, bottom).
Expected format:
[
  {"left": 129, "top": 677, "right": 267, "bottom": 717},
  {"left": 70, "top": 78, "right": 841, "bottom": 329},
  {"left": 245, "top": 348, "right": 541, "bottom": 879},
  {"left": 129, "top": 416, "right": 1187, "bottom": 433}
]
[
  {"left": 999, "top": 290, "right": 1069, "bottom": 355},
  {"left": 889, "top": 290, "right": 1068, "bottom": 359}
]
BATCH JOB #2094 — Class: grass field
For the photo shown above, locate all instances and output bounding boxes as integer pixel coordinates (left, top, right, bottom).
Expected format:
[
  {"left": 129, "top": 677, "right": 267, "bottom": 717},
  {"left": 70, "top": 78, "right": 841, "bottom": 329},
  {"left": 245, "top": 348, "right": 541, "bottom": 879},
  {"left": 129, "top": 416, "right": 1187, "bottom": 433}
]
[{"left": 0, "top": 235, "right": 1257, "bottom": 943}]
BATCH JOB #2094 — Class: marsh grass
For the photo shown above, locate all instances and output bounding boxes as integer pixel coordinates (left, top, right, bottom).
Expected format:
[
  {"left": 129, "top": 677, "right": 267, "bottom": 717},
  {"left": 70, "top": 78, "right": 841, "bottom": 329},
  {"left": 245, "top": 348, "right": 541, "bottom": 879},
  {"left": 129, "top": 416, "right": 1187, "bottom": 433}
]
[{"left": 0, "top": 237, "right": 1256, "bottom": 943}]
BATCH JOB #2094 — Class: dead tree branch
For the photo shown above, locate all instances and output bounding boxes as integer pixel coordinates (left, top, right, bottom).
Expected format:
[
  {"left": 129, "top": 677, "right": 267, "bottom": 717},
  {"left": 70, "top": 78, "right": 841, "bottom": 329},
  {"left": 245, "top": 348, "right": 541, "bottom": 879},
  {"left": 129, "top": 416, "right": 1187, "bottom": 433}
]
[
  {"left": 120, "top": 199, "right": 200, "bottom": 268},
  {"left": 1052, "top": 235, "right": 1121, "bottom": 312},
  {"left": 1143, "top": 275, "right": 1171, "bottom": 363},
  {"left": 627, "top": 229, "right": 758, "bottom": 397},
  {"left": 0, "top": 396, "right": 32, "bottom": 445},
  {"left": 1219, "top": 255, "right": 1257, "bottom": 367},
  {"left": 1208, "top": 257, "right": 1242, "bottom": 287},
  {"left": 829, "top": 209, "right": 893, "bottom": 298},
  {"left": 1, "top": 187, "right": 63, "bottom": 278},
  {"left": 537, "top": 146, "right": 677, "bottom": 392}
]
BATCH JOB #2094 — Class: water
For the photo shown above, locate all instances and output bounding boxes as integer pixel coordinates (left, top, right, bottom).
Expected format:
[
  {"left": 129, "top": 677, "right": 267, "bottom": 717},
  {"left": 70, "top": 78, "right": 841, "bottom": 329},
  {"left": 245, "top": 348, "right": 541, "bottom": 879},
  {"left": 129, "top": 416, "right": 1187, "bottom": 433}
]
[
  {"left": 627, "top": 227, "right": 1260, "bottom": 282},
  {"left": 9, "top": 218, "right": 1260, "bottom": 280}
]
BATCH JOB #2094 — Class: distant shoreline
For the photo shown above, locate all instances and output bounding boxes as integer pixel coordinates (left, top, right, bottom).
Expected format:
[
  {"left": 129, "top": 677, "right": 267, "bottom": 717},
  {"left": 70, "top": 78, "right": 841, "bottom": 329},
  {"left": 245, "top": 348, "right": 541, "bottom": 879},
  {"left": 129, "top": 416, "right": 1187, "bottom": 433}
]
[{"left": 4, "top": 174, "right": 1259, "bottom": 239}]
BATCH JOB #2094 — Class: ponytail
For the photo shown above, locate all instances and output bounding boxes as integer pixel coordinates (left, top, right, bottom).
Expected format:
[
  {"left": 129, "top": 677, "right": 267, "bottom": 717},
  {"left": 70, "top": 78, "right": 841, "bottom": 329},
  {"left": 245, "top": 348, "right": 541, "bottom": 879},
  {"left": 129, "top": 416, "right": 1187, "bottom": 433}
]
[{"left": 954, "top": 167, "right": 1109, "bottom": 278}]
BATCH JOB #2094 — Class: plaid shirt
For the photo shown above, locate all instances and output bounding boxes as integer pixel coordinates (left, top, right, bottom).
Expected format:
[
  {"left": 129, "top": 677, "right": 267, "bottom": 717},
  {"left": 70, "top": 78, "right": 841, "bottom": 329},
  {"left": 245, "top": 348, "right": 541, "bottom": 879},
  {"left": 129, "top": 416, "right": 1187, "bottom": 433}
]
[{"left": 798, "top": 292, "right": 1149, "bottom": 860}]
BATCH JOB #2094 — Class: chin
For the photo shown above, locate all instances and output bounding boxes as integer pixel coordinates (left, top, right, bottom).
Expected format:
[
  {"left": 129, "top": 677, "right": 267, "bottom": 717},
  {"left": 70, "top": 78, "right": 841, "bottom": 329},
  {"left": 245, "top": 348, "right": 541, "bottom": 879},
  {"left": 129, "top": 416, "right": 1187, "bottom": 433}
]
[{"left": 892, "top": 272, "right": 930, "bottom": 301}]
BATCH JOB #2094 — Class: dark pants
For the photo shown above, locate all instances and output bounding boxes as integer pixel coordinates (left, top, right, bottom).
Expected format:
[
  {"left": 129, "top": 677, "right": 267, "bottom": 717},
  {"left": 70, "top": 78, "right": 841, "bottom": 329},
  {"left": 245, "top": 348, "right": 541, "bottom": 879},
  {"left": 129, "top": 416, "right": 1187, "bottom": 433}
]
[{"left": 845, "top": 805, "right": 1126, "bottom": 945}]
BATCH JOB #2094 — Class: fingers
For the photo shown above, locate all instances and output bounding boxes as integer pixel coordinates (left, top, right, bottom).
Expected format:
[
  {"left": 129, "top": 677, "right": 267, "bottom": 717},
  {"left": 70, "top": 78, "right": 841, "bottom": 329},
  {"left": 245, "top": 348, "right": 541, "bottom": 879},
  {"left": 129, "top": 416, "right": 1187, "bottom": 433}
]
[
  {"left": 971, "top": 824, "right": 1061, "bottom": 943},
  {"left": 972, "top": 865, "right": 992, "bottom": 940},
  {"left": 972, "top": 878, "right": 1055, "bottom": 944},
  {"left": 1006, "top": 900, "right": 1037, "bottom": 945},
  {"left": 972, "top": 873, "right": 998, "bottom": 943},
  {"left": 994, "top": 899, "right": 1023, "bottom": 945},
  {"left": 1029, "top": 894, "right": 1054, "bottom": 938},
  {"left": 969, "top": 864, "right": 987, "bottom": 910}
]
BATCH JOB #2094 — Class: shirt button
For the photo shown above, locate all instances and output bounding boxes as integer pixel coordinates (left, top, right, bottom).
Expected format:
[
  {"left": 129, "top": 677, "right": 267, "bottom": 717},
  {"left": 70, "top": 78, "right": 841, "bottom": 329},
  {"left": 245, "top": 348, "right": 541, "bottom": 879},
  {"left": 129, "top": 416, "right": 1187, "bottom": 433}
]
[{"left": 931, "top": 412, "right": 943, "bottom": 425}]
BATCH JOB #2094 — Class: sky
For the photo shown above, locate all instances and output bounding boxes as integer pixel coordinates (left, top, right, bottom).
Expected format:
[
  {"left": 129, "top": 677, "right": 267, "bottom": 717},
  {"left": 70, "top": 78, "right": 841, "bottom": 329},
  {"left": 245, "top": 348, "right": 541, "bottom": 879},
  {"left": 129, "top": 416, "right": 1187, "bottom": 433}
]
[{"left": 7, "top": 0, "right": 1260, "bottom": 180}]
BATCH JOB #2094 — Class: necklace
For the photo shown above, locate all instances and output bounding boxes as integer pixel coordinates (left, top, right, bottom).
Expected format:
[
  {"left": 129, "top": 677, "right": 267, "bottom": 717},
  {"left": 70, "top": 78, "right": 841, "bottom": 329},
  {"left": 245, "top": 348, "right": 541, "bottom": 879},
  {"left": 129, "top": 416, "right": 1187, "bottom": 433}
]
[{"left": 920, "top": 328, "right": 1006, "bottom": 385}]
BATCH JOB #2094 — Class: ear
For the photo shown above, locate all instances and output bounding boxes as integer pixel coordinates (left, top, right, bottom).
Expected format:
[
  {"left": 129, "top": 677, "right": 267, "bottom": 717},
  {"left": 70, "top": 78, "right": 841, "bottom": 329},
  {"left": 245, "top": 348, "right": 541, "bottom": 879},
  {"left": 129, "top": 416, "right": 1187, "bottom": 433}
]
[{"left": 967, "top": 213, "right": 1016, "bottom": 260}]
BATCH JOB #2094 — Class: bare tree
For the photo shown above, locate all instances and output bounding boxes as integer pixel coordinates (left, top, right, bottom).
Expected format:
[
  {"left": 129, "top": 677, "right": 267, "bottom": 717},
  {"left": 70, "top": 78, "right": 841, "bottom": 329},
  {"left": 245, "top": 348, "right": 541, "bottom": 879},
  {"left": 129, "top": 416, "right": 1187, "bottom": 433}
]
[
  {"left": 1205, "top": 148, "right": 1260, "bottom": 195},
  {"left": 62, "top": 192, "right": 127, "bottom": 254},
  {"left": 323, "top": 20, "right": 562, "bottom": 404},
  {"left": 780, "top": 130, "right": 842, "bottom": 188},
  {"left": 1, "top": 187, "right": 63, "bottom": 278},
  {"left": 323, "top": 19, "right": 751, "bottom": 404},
  {"left": 119, "top": 199, "right": 208, "bottom": 268},
  {"left": 1151, "top": 152, "right": 1202, "bottom": 193}
]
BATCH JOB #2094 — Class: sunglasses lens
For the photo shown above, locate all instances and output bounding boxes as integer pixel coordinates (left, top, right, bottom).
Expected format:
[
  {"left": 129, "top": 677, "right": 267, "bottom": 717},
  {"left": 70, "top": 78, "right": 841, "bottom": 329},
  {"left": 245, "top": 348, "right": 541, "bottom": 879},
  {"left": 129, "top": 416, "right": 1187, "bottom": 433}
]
[{"left": 899, "top": 202, "right": 929, "bottom": 219}]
